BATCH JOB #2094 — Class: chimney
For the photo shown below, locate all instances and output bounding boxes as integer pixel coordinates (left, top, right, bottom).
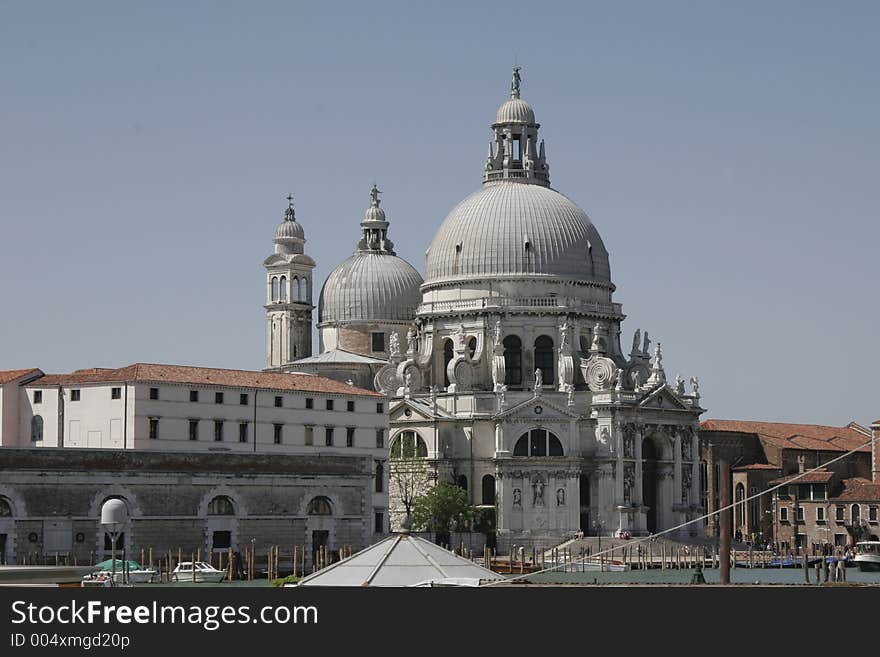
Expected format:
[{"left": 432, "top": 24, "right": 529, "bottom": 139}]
[{"left": 872, "top": 420, "right": 879, "bottom": 483}]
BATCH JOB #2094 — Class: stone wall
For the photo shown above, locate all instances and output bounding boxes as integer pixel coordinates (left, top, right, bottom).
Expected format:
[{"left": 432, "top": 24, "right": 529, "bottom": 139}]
[{"left": 0, "top": 448, "right": 371, "bottom": 568}]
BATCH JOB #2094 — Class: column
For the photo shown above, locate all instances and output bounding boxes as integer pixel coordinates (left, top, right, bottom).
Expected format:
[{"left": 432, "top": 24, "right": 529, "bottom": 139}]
[
  {"left": 634, "top": 426, "right": 644, "bottom": 504},
  {"left": 673, "top": 429, "right": 682, "bottom": 506},
  {"left": 691, "top": 431, "right": 700, "bottom": 507}
]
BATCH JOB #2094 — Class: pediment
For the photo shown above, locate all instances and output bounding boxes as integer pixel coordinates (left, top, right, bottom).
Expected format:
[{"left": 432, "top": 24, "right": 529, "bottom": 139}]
[
  {"left": 494, "top": 395, "right": 579, "bottom": 421},
  {"left": 389, "top": 397, "right": 452, "bottom": 422},
  {"left": 638, "top": 386, "right": 691, "bottom": 411}
]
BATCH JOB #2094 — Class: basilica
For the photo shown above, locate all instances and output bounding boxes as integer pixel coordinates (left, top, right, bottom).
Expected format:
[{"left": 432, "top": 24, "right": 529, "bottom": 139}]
[{"left": 266, "top": 70, "right": 706, "bottom": 549}]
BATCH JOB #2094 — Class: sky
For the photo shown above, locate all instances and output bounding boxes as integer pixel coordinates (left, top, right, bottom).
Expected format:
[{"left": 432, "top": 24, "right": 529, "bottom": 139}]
[{"left": 1, "top": 1, "right": 878, "bottom": 426}]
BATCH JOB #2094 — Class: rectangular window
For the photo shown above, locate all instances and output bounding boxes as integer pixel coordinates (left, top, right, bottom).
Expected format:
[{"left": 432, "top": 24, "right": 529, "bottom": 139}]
[
  {"left": 188, "top": 419, "right": 199, "bottom": 441},
  {"left": 371, "top": 332, "right": 385, "bottom": 352},
  {"left": 214, "top": 420, "right": 224, "bottom": 442},
  {"left": 836, "top": 506, "right": 845, "bottom": 522},
  {"left": 376, "top": 402, "right": 384, "bottom": 414},
  {"left": 215, "top": 392, "right": 224, "bottom": 404},
  {"left": 326, "top": 399, "right": 334, "bottom": 411},
  {"left": 346, "top": 427, "right": 355, "bottom": 447},
  {"left": 834, "top": 533, "right": 846, "bottom": 547},
  {"left": 325, "top": 427, "right": 334, "bottom": 447},
  {"left": 779, "top": 507, "right": 788, "bottom": 522},
  {"left": 376, "top": 429, "right": 384, "bottom": 449},
  {"left": 33, "top": 390, "right": 42, "bottom": 404},
  {"left": 796, "top": 507, "right": 804, "bottom": 522},
  {"left": 305, "top": 397, "right": 313, "bottom": 409},
  {"left": 149, "top": 418, "right": 159, "bottom": 440},
  {"left": 816, "top": 507, "right": 825, "bottom": 522},
  {"left": 111, "top": 387, "right": 122, "bottom": 400},
  {"left": 777, "top": 485, "right": 789, "bottom": 498},
  {"left": 347, "top": 400, "right": 355, "bottom": 412},
  {"left": 239, "top": 422, "right": 248, "bottom": 443},
  {"left": 304, "top": 426, "right": 313, "bottom": 446},
  {"left": 274, "top": 396, "right": 283, "bottom": 408},
  {"left": 374, "top": 511, "right": 384, "bottom": 534},
  {"left": 71, "top": 389, "right": 81, "bottom": 402},
  {"left": 240, "top": 393, "right": 249, "bottom": 405},
  {"left": 190, "top": 390, "right": 199, "bottom": 402},
  {"left": 273, "top": 424, "right": 283, "bottom": 445},
  {"left": 870, "top": 506, "right": 878, "bottom": 522},
  {"left": 149, "top": 387, "right": 159, "bottom": 400}
]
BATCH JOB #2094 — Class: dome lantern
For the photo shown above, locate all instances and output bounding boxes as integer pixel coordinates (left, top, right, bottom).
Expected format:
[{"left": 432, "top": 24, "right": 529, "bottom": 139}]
[{"left": 484, "top": 68, "right": 550, "bottom": 187}]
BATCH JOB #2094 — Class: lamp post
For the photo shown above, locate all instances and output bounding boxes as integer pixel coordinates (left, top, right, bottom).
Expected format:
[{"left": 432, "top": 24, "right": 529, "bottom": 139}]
[{"left": 100, "top": 499, "right": 127, "bottom": 588}]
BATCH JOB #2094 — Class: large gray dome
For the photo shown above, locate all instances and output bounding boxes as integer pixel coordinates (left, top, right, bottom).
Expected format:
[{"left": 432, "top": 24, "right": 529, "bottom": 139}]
[
  {"left": 319, "top": 253, "right": 423, "bottom": 324},
  {"left": 423, "top": 181, "right": 611, "bottom": 286}
]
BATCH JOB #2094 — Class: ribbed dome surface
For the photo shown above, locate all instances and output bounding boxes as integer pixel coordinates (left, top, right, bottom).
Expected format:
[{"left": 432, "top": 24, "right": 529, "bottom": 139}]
[
  {"left": 495, "top": 97, "right": 536, "bottom": 125},
  {"left": 362, "top": 205, "right": 387, "bottom": 224},
  {"left": 275, "top": 218, "right": 304, "bottom": 240},
  {"left": 319, "top": 253, "right": 424, "bottom": 323},
  {"left": 424, "top": 182, "right": 611, "bottom": 285}
]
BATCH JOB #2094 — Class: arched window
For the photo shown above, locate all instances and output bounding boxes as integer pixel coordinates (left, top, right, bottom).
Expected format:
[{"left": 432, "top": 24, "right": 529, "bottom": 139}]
[
  {"left": 442, "top": 339, "right": 454, "bottom": 388},
  {"left": 390, "top": 431, "right": 428, "bottom": 459},
  {"left": 279, "top": 276, "right": 287, "bottom": 302},
  {"left": 31, "top": 415, "right": 43, "bottom": 442},
  {"left": 307, "top": 496, "right": 333, "bottom": 516},
  {"left": 0, "top": 497, "right": 11, "bottom": 517},
  {"left": 513, "top": 429, "right": 564, "bottom": 457},
  {"left": 300, "top": 278, "right": 308, "bottom": 301},
  {"left": 457, "top": 475, "right": 468, "bottom": 492},
  {"left": 534, "top": 335, "right": 554, "bottom": 385},
  {"left": 735, "top": 484, "right": 745, "bottom": 529},
  {"left": 467, "top": 337, "right": 477, "bottom": 360},
  {"left": 481, "top": 475, "right": 496, "bottom": 506},
  {"left": 503, "top": 335, "right": 522, "bottom": 386},
  {"left": 271, "top": 276, "right": 279, "bottom": 302},
  {"left": 375, "top": 462, "right": 384, "bottom": 493},
  {"left": 208, "top": 495, "right": 235, "bottom": 516},
  {"left": 852, "top": 504, "right": 861, "bottom": 525},
  {"left": 292, "top": 275, "right": 300, "bottom": 301}
]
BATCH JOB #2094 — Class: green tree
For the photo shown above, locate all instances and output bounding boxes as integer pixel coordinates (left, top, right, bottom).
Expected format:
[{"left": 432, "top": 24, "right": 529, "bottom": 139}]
[{"left": 412, "top": 482, "right": 473, "bottom": 535}]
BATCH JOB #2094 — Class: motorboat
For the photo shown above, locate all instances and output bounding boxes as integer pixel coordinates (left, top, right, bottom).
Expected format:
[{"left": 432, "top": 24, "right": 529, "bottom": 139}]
[
  {"left": 853, "top": 541, "right": 880, "bottom": 572},
  {"left": 171, "top": 561, "right": 227, "bottom": 583},
  {"left": 81, "top": 559, "right": 157, "bottom": 586}
]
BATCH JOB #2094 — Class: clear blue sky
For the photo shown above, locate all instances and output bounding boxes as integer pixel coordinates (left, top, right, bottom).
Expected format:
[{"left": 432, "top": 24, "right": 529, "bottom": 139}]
[{"left": 1, "top": 1, "right": 878, "bottom": 426}]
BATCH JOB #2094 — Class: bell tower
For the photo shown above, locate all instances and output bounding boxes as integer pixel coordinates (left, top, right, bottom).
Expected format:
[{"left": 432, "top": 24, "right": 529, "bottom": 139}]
[{"left": 263, "top": 195, "right": 315, "bottom": 368}]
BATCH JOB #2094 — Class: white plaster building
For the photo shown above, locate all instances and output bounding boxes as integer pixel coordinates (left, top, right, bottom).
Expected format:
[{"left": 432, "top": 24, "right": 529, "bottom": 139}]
[{"left": 0, "top": 364, "right": 391, "bottom": 538}]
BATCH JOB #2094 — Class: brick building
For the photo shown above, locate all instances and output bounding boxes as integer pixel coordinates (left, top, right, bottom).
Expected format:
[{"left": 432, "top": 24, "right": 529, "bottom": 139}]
[{"left": 699, "top": 419, "right": 876, "bottom": 547}]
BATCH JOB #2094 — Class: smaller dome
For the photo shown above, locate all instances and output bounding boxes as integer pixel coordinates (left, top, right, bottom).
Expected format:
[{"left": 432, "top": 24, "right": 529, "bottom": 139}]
[
  {"left": 495, "top": 97, "right": 536, "bottom": 125},
  {"left": 363, "top": 205, "right": 386, "bottom": 224},
  {"left": 274, "top": 207, "right": 304, "bottom": 241}
]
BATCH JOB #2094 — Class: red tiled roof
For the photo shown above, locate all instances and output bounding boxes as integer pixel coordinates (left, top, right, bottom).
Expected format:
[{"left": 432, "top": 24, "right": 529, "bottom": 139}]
[
  {"left": 26, "top": 363, "right": 382, "bottom": 397},
  {"left": 733, "top": 463, "right": 779, "bottom": 471},
  {"left": 701, "top": 419, "right": 871, "bottom": 453},
  {"left": 0, "top": 368, "right": 42, "bottom": 385},
  {"left": 833, "top": 478, "right": 880, "bottom": 502},
  {"left": 769, "top": 470, "right": 835, "bottom": 485}
]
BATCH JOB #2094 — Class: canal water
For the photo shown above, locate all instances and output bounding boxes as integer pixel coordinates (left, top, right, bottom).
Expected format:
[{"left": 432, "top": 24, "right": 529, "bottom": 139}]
[{"left": 522, "top": 566, "right": 880, "bottom": 585}]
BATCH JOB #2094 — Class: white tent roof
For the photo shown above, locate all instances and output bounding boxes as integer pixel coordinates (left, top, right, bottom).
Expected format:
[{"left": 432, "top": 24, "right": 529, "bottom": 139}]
[{"left": 294, "top": 533, "right": 505, "bottom": 587}]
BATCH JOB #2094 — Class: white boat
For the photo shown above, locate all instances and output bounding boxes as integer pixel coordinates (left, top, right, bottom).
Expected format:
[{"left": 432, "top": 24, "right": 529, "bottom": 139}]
[
  {"left": 171, "top": 561, "right": 227, "bottom": 583},
  {"left": 853, "top": 541, "right": 880, "bottom": 572},
  {"left": 81, "top": 569, "right": 157, "bottom": 586}
]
